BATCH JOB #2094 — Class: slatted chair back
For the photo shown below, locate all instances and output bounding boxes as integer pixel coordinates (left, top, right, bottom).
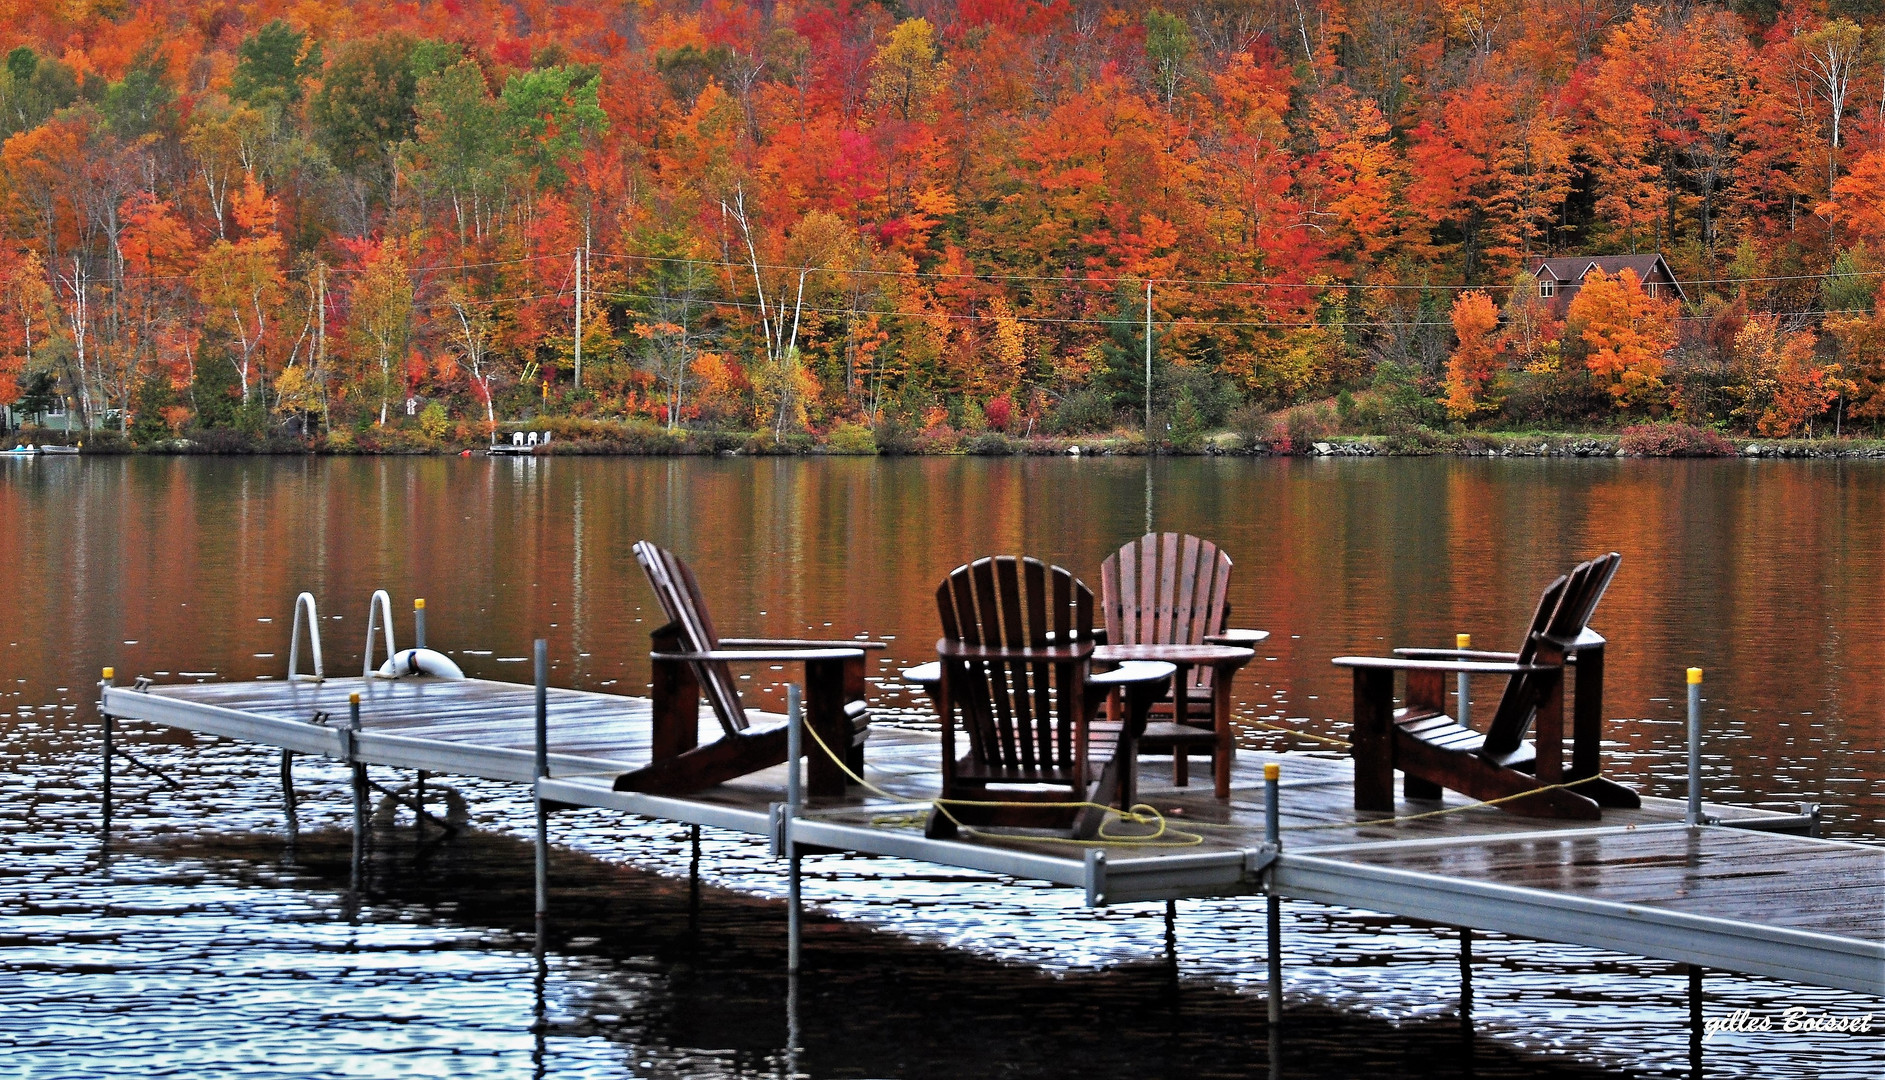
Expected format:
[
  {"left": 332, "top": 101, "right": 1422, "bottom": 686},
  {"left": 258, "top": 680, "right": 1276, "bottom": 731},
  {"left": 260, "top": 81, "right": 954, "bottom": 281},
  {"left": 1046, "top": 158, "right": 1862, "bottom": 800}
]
[
  {"left": 936, "top": 556, "right": 1095, "bottom": 776},
  {"left": 1100, "top": 532, "right": 1233, "bottom": 690},
  {"left": 633, "top": 540, "right": 751, "bottom": 736},
  {"left": 1481, "top": 552, "right": 1622, "bottom": 756}
]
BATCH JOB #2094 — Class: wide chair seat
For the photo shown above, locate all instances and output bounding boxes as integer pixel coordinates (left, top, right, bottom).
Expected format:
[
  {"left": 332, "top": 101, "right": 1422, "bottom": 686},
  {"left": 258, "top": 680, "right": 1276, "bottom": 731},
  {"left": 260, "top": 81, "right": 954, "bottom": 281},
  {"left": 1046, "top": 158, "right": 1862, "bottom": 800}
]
[
  {"left": 1334, "top": 552, "right": 1640, "bottom": 820},
  {"left": 910, "top": 557, "right": 1173, "bottom": 840},
  {"left": 613, "top": 541, "right": 881, "bottom": 797},
  {"left": 1101, "top": 533, "right": 1268, "bottom": 791}
]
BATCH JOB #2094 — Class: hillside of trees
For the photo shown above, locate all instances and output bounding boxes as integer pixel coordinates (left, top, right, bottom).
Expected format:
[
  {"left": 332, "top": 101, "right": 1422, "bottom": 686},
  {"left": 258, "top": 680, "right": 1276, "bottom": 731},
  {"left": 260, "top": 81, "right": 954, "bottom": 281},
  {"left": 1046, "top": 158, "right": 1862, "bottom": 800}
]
[{"left": 4, "top": 0, "right": 1885, "bottom": 448}]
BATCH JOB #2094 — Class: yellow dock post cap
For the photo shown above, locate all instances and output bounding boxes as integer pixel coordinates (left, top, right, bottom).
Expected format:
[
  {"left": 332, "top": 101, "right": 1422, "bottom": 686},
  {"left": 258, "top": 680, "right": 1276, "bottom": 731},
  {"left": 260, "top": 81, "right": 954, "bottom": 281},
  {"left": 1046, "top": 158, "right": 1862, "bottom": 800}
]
[
  {"left": 1264, "top": 762, "right": 1281, "bottom": 781},
  {"left": 414, "top": 598, "right": 426, "bottom": 610},
  {"left": 349, "top": 692, "right": 361, "bottom": 704},
  {"left": 1457, "top": 633, "right": 1471, "bottom": 649},
  {"left": 1687, "top": 668, "right": 1703, "bottom": 685},
  {"left": 102, "top": 667, "right": 114, "bottom": 680}
]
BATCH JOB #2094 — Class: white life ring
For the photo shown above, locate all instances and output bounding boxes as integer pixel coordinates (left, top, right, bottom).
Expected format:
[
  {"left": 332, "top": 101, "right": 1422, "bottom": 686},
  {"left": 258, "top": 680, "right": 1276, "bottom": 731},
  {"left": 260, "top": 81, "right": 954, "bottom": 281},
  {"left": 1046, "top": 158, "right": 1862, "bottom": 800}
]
[{"left": 376, "top": 648, "right": 467, "bottom": 680}]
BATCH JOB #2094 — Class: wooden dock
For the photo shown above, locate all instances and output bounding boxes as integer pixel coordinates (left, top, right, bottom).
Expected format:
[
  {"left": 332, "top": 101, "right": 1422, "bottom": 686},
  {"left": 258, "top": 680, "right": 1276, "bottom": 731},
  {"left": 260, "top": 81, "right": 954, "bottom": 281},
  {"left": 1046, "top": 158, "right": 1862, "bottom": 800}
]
[{"left": 100, "top": 674, "right": 1885, "bottom": 998}]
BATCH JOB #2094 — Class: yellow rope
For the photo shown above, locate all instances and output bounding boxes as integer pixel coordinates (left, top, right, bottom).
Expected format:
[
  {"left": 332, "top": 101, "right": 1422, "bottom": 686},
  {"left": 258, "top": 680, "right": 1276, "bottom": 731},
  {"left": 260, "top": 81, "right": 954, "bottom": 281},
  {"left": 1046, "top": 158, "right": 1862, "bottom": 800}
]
[
  {"left": 1245, "top": 717, "right": 1352, "bottom": 748},
  {"left": 798, "top": 709, "right": 1618, "bottom": 847},
  {"left": 797, "top": 712, "right": 1205, "bottom": 848},
  {"left": 1278, "top": 773, "right": 1618, "bottom": 831}
]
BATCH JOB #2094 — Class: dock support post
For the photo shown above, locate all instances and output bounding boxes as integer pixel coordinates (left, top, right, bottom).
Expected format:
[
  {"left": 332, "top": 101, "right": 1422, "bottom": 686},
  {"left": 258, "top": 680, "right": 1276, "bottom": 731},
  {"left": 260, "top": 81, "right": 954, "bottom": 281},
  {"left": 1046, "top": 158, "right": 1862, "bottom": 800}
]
[
  {"left": 414, "top": 598, "right": 426, "bottom": 650},
  {"left": 689, "top": 824, "right": 701, "bottom": 906},
  {"left": 1459, "top": 926, "right": 1473, "bottom": 1025},
  {"left": 1689, "top": 964, "right": 1704, "bottom": 1078},
  {"left": 349, "top": 693, "right": 365, "bottom": 894},
  {"left": 414, "top": 770, "right": 425, "bottom": 843},
  {"left": 281, "top": 750, "right": 298, "bottom": 846},
  {"left": 786, "top": 683, "right": 803, "bottom": 975},
  {"left": 534, "top": 639, "right": 550, "bottom": 954},
  {"left": 1165, "top": 899, "right": 1177, "bottom": 960},
  {"left": 1455, "top": 634, "right": 1471, "bottom": 729},
  {"left": 1686, "top": 669, "right": 1703, "bottom": 827},
  {"left": 1264, "top": 762, "right": 1282, "bottom": 1028},
  {"left": 100, "top": 667, "right": 114, "bottom": 836}
]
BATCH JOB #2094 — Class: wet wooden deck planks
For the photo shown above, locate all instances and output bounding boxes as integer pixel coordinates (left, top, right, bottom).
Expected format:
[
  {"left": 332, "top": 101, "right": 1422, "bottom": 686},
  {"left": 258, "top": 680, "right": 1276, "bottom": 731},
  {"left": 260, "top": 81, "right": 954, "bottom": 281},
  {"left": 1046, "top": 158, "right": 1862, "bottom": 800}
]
[{"left": 102, "top": 675, "right": 1884, "bottom": 995}]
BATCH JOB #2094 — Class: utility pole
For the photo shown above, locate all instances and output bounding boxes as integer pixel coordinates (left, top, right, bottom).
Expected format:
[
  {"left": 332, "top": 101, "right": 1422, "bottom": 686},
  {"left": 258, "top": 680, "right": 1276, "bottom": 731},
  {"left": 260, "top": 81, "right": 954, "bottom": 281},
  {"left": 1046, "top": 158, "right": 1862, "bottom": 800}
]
[
  {"left": 573, "top": 247, "right": 583, "bottom": 391},
  {"left": 316, "top": 263, "right": 327, "bottom": 433},
  {"left": 1144, "top": 280, "right": 1154, "bottom": 441}
]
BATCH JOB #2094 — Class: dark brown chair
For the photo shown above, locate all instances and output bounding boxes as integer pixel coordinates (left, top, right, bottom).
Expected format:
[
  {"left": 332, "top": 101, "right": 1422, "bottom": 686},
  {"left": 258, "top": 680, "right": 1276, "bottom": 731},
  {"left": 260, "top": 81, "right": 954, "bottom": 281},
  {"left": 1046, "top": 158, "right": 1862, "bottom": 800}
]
[
  {"left": 1333, "top": 552, "right": 1639, "bottom": 819},
  {"left": 1099, "top": 533, "right": 1268, "bottom": 786},
  {"left": 905, "top": 556, "right": 1173, "bottom": 839},
  {"left": 612, "top": 541, "right": 880, "bottom": 798}
]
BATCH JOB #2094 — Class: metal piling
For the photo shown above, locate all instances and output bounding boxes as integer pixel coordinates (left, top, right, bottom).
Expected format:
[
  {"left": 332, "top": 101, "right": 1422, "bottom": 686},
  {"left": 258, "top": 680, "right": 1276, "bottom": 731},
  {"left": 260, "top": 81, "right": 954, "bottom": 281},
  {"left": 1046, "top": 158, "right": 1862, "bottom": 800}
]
[
  {"left": 1264, "top": 761, "right": 1282, "bottom": 1027},
  {"left": 786, "top": 683, "right": 803, "bottom": 975},
  {"left": 534, "top": 639, "right": 549, "bottom": 952}
]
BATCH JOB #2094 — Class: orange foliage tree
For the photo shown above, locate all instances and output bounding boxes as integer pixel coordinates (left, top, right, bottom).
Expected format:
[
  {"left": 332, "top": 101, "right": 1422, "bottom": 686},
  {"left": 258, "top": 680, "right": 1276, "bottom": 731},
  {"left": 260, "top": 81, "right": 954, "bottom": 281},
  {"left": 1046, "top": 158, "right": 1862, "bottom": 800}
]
[
  {"left": 1566, "top": 270, "right": 1677, "bottom": 408},
  {"left": 1443, "top": 290, "right": 1501, "bottom": 418}
]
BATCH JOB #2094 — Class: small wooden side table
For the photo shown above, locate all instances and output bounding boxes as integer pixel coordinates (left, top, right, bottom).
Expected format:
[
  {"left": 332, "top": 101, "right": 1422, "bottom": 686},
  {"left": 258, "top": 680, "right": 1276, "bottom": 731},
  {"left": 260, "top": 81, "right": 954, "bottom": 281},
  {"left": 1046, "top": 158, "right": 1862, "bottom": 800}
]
[{"left": 1093, "top": 642, "right": 1256, "bottom": 799}]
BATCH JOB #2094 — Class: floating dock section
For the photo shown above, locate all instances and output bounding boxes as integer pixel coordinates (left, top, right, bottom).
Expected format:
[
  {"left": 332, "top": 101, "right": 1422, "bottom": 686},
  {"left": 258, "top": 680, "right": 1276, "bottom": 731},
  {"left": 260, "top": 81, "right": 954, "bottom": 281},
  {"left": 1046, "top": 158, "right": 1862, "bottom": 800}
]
[{"left": 100, "top": 674, "right": 1884, "bottom": 999}]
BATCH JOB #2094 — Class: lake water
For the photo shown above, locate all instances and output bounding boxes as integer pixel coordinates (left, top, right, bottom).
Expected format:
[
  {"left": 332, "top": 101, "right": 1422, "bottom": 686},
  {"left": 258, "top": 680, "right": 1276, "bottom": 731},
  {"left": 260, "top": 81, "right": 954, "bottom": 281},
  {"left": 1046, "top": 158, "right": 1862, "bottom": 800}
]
[{"left": 2, "top": 455, "right": 1880, "bottom": 1078}]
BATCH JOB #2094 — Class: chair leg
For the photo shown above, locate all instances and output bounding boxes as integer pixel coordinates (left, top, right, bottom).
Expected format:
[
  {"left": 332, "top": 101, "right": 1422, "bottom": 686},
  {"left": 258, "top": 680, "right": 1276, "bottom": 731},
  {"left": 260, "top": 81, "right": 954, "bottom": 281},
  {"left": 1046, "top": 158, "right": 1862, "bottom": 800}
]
[
  {"left": 1406, "top": 773, "right": 1443, "bottom": 801},
  {"left": 1173, "top": 749, "right": 1189, "bottom": 786},
  {"left": 924, "top": 805, "right": 958, "bottom": 840}
]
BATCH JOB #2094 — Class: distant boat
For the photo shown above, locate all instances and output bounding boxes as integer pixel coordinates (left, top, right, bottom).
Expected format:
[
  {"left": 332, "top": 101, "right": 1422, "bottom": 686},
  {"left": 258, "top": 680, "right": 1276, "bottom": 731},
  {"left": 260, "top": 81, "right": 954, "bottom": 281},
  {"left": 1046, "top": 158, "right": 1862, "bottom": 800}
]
[
  {"left": 40, "top": 444, "right": 79, "bottom": 455},
  {"left": 1, "top": 445, "right": 38, "bottom": 457}
]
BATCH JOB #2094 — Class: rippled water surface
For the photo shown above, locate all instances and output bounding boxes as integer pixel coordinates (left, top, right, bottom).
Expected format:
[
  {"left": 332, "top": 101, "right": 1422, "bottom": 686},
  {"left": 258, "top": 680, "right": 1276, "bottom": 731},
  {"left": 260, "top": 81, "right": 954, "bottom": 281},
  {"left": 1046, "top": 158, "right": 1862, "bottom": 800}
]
[{"left": 2, "top": 455, "right": 1881, "bottom": 1078}]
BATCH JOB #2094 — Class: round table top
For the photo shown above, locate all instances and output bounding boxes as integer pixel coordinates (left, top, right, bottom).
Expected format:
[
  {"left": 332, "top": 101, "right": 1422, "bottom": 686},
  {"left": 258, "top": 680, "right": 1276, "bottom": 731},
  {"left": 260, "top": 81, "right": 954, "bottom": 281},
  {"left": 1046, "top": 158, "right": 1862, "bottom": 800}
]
[{"left": 1093, "top": 643, "right": 1255, "bottom": 665}]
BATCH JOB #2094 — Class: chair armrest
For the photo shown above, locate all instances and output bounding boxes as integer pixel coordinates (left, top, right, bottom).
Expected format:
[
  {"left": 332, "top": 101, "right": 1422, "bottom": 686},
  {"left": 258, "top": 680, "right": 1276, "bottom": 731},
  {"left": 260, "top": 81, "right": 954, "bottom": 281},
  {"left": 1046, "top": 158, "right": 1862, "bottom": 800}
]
[
  {"left": 901, "top": 661, "right": 942, "bottom": 687},
  {"left": 720, "top": 638, "right": 888, "bottom": 650},
  {"left": 1332, "top": 656, "right": 1559, "bottom": 674},
  {"left": 935, "top": 640, "right": 1093, "bottom": 662},
  {"left": 1088, "top": 660, "right": 1176, "bottom": 687},
  {"left": 1205, "top": 628, "right": 1270, "bottom": 646},
  {"left": 1393, "top": 648, "right": 1521, "bottom": 661},
  {"left": 653, "top": 648, "right": 865, "bottom": 663}
]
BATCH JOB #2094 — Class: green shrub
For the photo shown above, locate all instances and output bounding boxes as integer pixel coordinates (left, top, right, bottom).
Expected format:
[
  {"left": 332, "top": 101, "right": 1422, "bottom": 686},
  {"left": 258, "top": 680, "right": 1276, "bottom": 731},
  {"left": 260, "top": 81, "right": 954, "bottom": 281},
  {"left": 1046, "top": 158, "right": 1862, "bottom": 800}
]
[
  {"left": 1168, "top": 387, "right": 1206, "bottom": 452},
  {"left": 1227, "top": 402, "right": 1271, "bottom": 448},
  {"left": 1048, "top": 388, "right": 1117, "bottom": 434},
  {"left": 964, "top": 431, "right": 1014, "bottom": 455},
  {"left": 418, "top": 401, "right": 450, "bottom": 440},
  {"left": 826, "top": 421, "right": 878, "bottom": 455},
  {"left": 79, "top": 430, "right": 131, "bottom": 454},
  {"left": 872, "top": 416, "right": 916, "bottom": 455},
  {"left": 1278, "top": 401, "right": 1339, "bottom": 447}
]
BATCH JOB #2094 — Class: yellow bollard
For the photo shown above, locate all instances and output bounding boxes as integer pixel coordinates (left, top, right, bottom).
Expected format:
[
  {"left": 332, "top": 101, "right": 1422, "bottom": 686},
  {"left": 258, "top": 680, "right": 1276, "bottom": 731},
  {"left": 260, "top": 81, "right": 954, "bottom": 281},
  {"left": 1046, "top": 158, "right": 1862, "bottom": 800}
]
[
  {"left": 1687, "top": 668, "right": 1703, "bottom": 826},
  {"left": 1456, "top": 634, "right": 1472, "bottom": 726}
]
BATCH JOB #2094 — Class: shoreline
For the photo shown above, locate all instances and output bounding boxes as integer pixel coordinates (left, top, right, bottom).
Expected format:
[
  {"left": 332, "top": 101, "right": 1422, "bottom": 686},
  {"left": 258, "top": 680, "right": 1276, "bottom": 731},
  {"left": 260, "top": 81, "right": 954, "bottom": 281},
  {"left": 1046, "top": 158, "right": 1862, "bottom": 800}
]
[{"left": 14, "top": 430, "right": 1885, "bottom": 459}]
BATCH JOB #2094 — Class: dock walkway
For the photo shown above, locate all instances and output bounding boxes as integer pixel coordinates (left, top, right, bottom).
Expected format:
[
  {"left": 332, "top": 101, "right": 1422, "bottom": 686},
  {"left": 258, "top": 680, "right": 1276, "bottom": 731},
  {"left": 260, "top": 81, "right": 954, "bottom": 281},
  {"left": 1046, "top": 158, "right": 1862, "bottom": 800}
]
[{"left": 101, "top": 675, "right": 1885, "bottom": 998}]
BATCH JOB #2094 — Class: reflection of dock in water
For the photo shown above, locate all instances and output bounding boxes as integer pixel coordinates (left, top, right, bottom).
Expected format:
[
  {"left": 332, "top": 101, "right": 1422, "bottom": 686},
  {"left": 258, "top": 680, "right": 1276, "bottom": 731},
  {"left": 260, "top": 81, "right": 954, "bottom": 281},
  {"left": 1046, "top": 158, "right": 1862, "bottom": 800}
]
[{"left": 100, "top": 672, "right": 1883, "bottom": 1003}]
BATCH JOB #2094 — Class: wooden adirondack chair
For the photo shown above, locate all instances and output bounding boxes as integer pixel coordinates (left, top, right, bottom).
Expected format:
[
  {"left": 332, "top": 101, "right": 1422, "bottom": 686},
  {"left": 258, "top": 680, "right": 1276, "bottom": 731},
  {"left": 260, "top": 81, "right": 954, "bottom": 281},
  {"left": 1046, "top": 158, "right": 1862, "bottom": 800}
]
[
  {"left": 613, "top": 541, "right": 880, "bottom": 798},
  {"left": 905, "top": 556, "right": 1174, "bottom": 840},
  {"left": 1099, "top": 533, "right": 1268, "bottom": 786},
  {"left": 1333, "top": 552, "right": 1640, "bottom": 819}
]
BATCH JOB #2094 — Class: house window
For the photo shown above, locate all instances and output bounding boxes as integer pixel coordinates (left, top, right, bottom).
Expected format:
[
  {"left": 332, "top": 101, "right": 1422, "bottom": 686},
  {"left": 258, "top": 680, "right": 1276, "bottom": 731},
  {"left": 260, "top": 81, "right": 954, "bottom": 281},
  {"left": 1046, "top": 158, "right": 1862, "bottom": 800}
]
[
  {"left": 1540, "top": 280, "right": 1555, "bottom": 298},
  {"left": 1645, "top": 281, "right": 1658, "bottom": 297}
]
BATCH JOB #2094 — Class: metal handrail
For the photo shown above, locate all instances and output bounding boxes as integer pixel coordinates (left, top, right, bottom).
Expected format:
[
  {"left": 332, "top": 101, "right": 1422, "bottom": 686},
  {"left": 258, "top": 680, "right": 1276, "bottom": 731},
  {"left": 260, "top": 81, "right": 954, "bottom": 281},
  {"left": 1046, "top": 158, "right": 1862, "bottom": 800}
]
[
  {"left": 363, "top": 590, "right": 397, "bottom": 679},
  {"left": 288, "top": 592, "right": 324, "bottom": 682}
]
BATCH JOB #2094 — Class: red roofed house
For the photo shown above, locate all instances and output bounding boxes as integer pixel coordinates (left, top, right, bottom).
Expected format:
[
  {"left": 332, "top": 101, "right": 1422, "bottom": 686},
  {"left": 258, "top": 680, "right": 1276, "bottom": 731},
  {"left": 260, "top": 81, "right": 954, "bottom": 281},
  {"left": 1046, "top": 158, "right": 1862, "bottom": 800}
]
[{"left": 1528, "top": 254, "right": 1687, "bottom": 314}]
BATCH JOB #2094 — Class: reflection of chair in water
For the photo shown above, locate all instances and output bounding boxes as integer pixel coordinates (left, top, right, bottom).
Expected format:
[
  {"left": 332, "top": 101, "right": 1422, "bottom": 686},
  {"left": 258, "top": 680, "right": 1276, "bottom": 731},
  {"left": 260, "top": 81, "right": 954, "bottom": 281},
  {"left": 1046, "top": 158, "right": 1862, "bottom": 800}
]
[
  {"left": 612, "top": 540, "right": 877, "bottom": 797},
  {"left": 1334, "top": 552, "right": 1638, "bottom": 819},
  {"left": 905, "top": 556, "right": 1173, "bottom": 839},
  {"left": 1099, "top": 533, "right": 1268, "bottom": 786}
]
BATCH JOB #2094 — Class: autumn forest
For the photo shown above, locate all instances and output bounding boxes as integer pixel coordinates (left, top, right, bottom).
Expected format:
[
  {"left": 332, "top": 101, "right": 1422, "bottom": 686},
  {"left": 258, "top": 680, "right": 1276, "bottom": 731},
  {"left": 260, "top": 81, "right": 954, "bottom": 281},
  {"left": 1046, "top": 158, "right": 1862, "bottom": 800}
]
[{"left": 4, "top": 0, "right": 1885, "bottom": 449}]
